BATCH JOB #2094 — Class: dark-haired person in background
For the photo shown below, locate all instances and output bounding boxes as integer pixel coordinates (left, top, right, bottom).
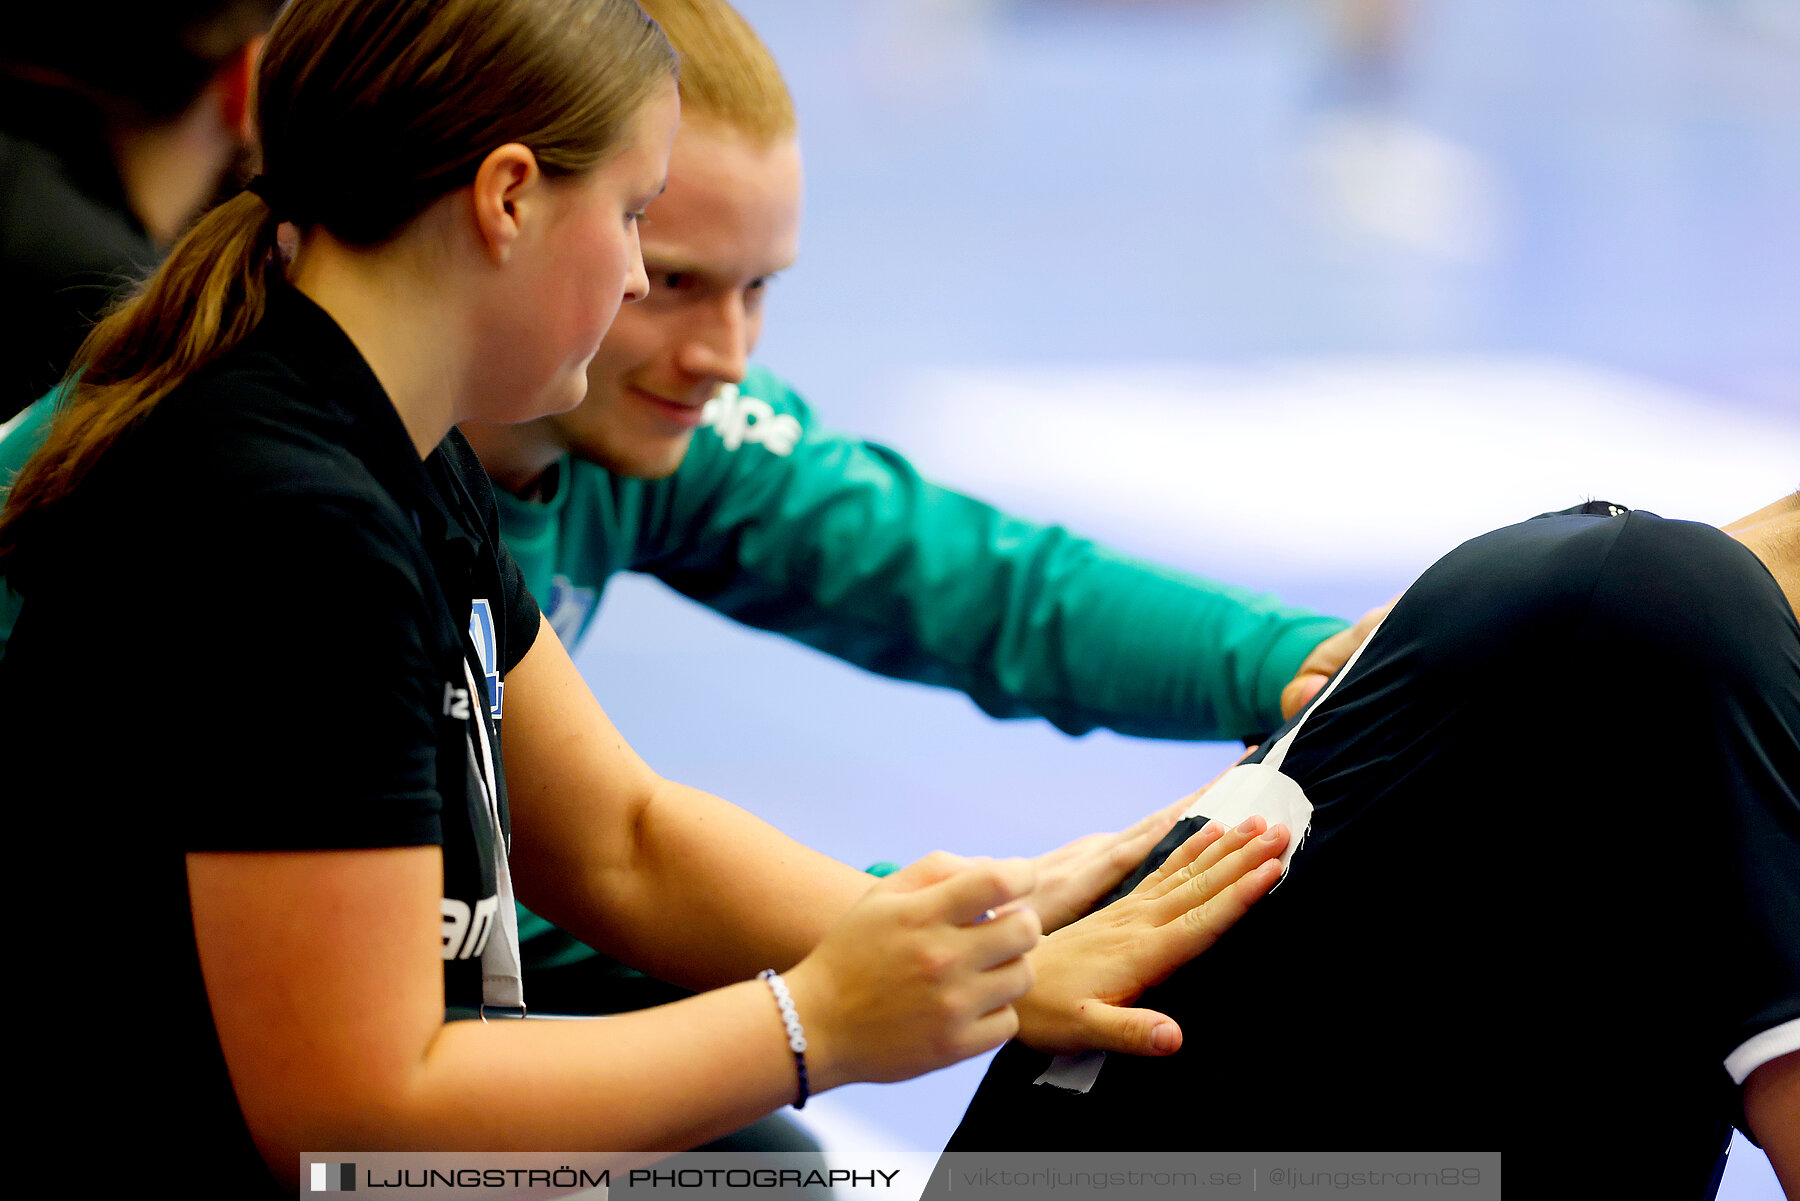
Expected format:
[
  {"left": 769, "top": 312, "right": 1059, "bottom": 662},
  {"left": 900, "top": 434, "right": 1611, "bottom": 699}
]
[
  {"left": 947, "top": 493, "right": 1800, "bottom": 1199},
  {"left": 0, "top": 0, "right": 279, "bottom": 419}
]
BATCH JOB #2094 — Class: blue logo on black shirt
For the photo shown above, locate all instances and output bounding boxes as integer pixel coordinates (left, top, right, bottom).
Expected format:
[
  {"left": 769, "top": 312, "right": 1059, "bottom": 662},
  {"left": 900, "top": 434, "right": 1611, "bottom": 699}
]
[{"left": 469, "top": 600, "right": 503, "bottom": 719}]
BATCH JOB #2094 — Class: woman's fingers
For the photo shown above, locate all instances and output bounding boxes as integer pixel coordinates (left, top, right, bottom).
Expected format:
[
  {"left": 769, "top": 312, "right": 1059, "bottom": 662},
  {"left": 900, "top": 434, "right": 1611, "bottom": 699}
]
[
  {"left": 1080, "top": 818, "right": 1288, "bottom": 1005},
  {"left": 967, "top": 954, "right": 1038, "bottom": 1023},
  {"left": 1070, "top": 1003, "right": 1184, "bottom": 1057},
  {"left": 1136, "top": 819, "right": 1227, "bottom": 895},
  {"left": 962, "top": 903, "right": 1043, "bottom": 971},
  {"left": 1092, "top": 836, "right": 1283, "bottom": 1005},
  {"left": 1090, "top": 796, "right": 1191, "bottom": 880},
  {"left": 879, "top": 849, "right": 973, "bottom": 894},
  {"left": 1118, "top": 794, "right": 1191, "bottom": 848},
  {"left": 792, "top": 853, "right": 1044, "bottom": 1087},
  {"left": 923, "top": 856, "right": 1037, "bottom": 927},
  {"left": 1151, "top": 823, "right": 1288, "bottom": 930},
  {"left": 1179, "top": 853, "right": 1284, "bottom": 943},
  {"left": 1021, "top": 796, "right": 1189, "bottom": 933},
  {"left": 1141, "top": 813, "right": 1275, "bottom": 902},
  {"left": 1134, "top": 747, "right": 1267, "bottom": 894},
  {"left": 959, "top": 1002, "right": 1025, "bottom": 1059}
]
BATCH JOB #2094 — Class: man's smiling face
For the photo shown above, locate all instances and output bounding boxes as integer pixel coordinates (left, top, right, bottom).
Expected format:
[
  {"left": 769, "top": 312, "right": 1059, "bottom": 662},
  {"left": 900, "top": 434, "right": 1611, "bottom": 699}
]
[{"left": 542, "top": 118, "right": 802, "bottom": 479}]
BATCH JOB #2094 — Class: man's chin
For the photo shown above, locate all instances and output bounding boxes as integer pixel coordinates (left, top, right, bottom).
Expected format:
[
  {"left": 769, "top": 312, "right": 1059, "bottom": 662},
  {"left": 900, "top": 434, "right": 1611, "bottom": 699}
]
[{"left": 588, "top": 429, "right": 696, "bottom": 480}]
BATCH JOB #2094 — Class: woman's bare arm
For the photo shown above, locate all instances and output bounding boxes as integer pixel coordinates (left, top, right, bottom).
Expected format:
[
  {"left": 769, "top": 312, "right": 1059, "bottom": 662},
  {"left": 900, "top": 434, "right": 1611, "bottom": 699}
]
[
  {"left": 498, "top": 613, "right": 876, "bottom": 986},
  {"left": 190, "top": 843, "right": 1039, "bottom": 1184}
]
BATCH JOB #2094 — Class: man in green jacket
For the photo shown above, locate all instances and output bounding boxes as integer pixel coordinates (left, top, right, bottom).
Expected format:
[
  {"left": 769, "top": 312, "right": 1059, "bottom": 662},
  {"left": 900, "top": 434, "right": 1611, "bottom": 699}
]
[
  {"left": 0, "top": 0, "right": 1374, "bottom": 999},
  {"left": 454, "top": 0, "right": 1359, "bottom": 740},
  {"left": 456, "top": 0, "right": 1371, "bottom": 991}
]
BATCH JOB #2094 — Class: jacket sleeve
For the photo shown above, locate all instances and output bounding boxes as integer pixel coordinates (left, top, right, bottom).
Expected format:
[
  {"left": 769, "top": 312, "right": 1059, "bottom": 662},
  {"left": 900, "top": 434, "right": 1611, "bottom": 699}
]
[
  {"left": 628, "top": 367, "right": 1347, "bottom": 742},
  {"left": 0, "top": 396, "right": 55, "bottom": 651},
  {"left": 0, "top": 393, "right": 53, "bottom": 484}
]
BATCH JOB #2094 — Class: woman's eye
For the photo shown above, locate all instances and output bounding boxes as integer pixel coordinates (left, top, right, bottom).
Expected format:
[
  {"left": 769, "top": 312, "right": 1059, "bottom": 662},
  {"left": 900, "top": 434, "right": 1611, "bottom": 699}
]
[{"left": 656, "top": 272, "right": 689, "bottom": 291}]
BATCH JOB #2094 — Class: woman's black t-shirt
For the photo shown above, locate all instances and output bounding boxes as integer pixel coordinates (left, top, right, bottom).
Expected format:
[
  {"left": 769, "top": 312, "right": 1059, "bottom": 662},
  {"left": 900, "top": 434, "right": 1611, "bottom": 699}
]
[{"left": 2, "top": 286, "right": 542, "bottom": 1195}]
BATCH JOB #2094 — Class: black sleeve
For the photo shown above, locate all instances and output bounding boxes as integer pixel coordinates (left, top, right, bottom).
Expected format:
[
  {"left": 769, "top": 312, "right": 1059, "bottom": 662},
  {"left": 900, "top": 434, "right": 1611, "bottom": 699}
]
[
  {"left": 170, "top": 494, "right": 447, "bottom": 852},
  {"left": 440, "top": 428, "right": 541, "bottom": 675},
  {"left": 494, "top": 538, "right": 540, "bottom": 677}
]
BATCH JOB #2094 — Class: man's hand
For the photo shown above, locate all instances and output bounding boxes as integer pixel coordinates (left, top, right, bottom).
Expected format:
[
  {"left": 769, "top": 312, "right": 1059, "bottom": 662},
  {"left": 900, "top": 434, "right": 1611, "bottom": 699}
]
[
  {"left": 1013, "top": 814, "right": 1289, "bottom": 1057},
  {"left": 1280, "top": 598, "right": 1397, "bottom": 721},
  {"left": 1019, "top": 796, "right": 1192, "bottom": 933}
]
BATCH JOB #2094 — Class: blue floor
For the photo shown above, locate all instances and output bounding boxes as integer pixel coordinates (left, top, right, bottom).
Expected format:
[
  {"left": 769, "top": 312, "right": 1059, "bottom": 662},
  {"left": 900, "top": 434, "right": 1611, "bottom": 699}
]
[{"left": 572, "top": 1, "right": 1799, "bottom": 1194}]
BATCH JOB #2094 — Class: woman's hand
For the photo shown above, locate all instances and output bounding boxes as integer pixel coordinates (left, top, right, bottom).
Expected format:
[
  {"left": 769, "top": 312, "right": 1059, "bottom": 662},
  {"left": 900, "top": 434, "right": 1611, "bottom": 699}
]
[
  {"left": 1017, "top": 796, "right": 1193, "bottom": 934},
  {"left": 1013, "top": 814, "right": 1288, "bottom": 1057},
  {"left": 1015, "top": 746, "right": 1263, "bottom": 934},
  {"left": 782, "top": 853, "right": 1042, "bottom": 1092}
]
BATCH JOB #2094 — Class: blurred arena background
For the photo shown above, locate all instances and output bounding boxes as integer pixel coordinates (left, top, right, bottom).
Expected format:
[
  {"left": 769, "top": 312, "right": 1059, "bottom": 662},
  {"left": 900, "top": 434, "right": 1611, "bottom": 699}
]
[{"left": 569, "top": 1, "right": 1799, "bottom": 1194}]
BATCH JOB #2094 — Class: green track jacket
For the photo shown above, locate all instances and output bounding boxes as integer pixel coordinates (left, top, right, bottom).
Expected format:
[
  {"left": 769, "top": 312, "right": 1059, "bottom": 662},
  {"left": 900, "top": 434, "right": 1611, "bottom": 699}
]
[{"left": 495, "top": 367, "right": 1343, "bottom": 739}]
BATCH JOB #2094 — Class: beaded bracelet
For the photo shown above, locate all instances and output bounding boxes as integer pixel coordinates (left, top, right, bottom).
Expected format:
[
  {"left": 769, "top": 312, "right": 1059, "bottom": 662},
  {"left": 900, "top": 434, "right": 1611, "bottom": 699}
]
[{"left": 757, "top": 968, "right": 810, "bottom": 1109}]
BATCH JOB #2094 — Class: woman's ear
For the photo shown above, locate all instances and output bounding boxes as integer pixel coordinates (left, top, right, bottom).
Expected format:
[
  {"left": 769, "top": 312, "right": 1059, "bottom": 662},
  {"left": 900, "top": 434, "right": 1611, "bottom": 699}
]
[{"left": 470, "top": 143, "right": 542, "bottom": 264}]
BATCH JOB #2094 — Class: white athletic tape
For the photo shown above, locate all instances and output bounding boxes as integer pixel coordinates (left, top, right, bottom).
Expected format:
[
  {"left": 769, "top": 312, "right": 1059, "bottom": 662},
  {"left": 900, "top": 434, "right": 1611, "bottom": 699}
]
[
  {"left": 1178, "top": 763, "right": 1311, "bottom": 878},
  {"left": 1033, "top": 1050, "right": 1107, "bottom": 1093}
]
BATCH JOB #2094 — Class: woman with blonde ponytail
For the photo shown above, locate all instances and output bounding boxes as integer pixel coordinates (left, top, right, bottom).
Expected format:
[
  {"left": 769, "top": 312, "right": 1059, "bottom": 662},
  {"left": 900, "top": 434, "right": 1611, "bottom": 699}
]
[{"left": 0, "top": 0, "right": 1290, "bottom": 1193}]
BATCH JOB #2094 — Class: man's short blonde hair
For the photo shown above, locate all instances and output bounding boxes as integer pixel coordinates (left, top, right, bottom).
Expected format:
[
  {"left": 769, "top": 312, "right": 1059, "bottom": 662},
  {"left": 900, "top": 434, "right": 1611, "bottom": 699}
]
[{"left": 638, "top": 0, "right": 796, "bottom": 144}]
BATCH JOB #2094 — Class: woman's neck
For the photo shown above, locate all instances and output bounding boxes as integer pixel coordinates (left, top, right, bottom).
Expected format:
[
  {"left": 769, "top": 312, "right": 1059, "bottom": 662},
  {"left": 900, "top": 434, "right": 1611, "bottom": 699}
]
[
  {"left": 288, "top": 227, "right": 468, "bottom": 458},
  {"left": 457, "top": 419, "right": 570, "bottom": 498}
]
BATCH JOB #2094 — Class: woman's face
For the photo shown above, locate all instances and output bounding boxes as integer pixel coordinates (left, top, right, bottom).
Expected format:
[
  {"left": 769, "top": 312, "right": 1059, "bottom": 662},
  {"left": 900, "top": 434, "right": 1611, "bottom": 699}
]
[{"left": 480, "top": 80, "right": 681, "bottom": 425}]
